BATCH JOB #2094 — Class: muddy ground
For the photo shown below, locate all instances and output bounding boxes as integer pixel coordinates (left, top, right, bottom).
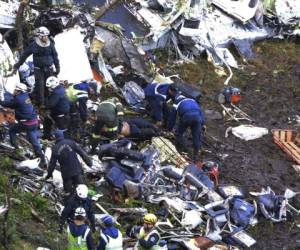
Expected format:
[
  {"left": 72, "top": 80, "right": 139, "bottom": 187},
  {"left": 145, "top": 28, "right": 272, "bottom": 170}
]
[
  {"left": 0, "top": 40, "right": 299, "bottom": 250},
  {"left": 171, "top": 39, "right": 300, "bottom": 249}
]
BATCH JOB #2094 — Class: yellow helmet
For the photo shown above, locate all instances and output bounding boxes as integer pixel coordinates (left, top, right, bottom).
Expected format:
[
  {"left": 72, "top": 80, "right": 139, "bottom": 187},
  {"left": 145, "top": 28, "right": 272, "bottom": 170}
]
[{"left": 143, "top": 213, "right": 157, "bottom": 224}]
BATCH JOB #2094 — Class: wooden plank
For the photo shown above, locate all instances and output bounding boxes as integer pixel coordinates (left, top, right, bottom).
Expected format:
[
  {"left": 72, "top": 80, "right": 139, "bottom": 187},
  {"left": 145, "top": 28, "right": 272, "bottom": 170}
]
[
  {"left": 280, "top": 130, "right": 286, "bottom": 141},
  {"left": 286, "top": 130, "right": 293, "bottom": 142}
]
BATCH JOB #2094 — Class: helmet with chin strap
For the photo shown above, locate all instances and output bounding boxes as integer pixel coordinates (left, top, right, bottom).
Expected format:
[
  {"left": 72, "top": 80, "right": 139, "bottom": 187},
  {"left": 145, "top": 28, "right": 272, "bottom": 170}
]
[{"left": 36, "top": 26, "right": 50, "bottom": 37}]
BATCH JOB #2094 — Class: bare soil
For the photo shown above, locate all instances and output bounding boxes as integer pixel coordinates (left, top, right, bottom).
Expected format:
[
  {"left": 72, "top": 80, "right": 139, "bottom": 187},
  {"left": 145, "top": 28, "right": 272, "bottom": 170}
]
[{"left": 166, "top": 39, "right": 300, "bottom": 249}]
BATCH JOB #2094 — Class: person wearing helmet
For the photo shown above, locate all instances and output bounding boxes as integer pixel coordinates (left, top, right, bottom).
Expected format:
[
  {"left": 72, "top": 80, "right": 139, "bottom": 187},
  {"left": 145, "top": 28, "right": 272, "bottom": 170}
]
[
  {"left": 144, "top": 82, "right": 178, "bottom": 127},
  {"left": 46, "top": 130, "right": 92, "bottom": 193},
  {"left": 12, "top": 26, "right": 60, "bottom": 107},
  {"left": 128, "top": 213, "right": 161, "bottom": 250},
  {"left": 65, "top": 80, "right": 99, "bottom": 138},
  {"left": 97, "top": 214, "right": 123, "bottom": 250},
  {"left": 167, "top": 94, "right": 205, "bottom": 162},
  {"left": 43, "top": 76, "right": 70, "bottom": 139},
  {"left": 67, "top": 207, "right": 94, "bottom": 250},
  {"left": 0, "top": 83, "right": 46, "bottom": 167},
  {"left": 59, "top": 184, "right": 96, "bottom": 234}
]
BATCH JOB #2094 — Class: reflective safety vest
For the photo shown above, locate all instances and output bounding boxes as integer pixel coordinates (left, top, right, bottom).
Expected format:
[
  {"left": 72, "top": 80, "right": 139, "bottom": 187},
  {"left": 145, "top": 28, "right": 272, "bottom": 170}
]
[
  {"left": 154, "top": 84, "right": 167, "bottom": 100},
  {"left": 172, "top": 95, "right": 194, "bottom": 110},
  {"left": 135, "top": 227, "right": 161, "bottom": 250},
  {"left": 67, "top": 226, "right": 90, "bottom": 250},
  {"left": 66, "top": 85, "right": 88, "bottom": 102},
  {"left": 100, "top": 231, "right": 123, "bottom": 250}
]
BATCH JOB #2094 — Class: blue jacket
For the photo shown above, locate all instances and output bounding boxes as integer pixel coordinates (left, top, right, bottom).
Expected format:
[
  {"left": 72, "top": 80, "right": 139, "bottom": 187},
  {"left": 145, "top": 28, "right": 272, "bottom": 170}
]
[
  {"left": 61, "top": 194, "right": 95, "bottom": 231},
  {"left": 47, "top": 85, "right": 70, "bottom": 115},
  {"left": 48, "top": 138, "right": 92, "bottom": 179},
  {"left": 68, "top": 222, "right": 94, "bottom": 250},
  {"left": 168, "top": 94, "right": 205, "bottom": 130},
  {"left": 97, "top": 227, "right": 120, "bottom": 250},
  {"left": 0, "top": 92, "right": 37, "bottom": 121},
  {"left": 14, "top": 39, "right": 60, "bottom": 71},
  {"left": 144, "top": 83, "right": 170, "bottom": 101}
]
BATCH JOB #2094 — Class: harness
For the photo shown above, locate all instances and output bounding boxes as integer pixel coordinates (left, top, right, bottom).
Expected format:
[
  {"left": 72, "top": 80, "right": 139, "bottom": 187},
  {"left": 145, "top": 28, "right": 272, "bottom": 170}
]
[
  {"left": 154, "top": 84, "right": 167, "bottom": 100},
  {"left": 67, "top": 226, "right": 90, "bottom": 250},
  {"left": 100, "top": 231, "right": 123, "bottom": 250},
  {"left": 172, "top": 96, "right": 194, "bottom": 110}
]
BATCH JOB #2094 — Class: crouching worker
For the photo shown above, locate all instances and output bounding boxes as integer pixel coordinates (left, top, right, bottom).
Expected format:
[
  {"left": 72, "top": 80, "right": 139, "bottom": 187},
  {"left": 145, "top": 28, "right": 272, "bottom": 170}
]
[
  {"left": 60, "top": 184, "right": 96, "bottom": 234},
  {"left": 128, "top": 213, "right": 161, "bottom": 250},
  {"left": 90, "top": 97, "right": 124, "bottom": 153},
  {"left": 45, "top": 130, "right": 92, "bottom": 194},
  {"left": 167, "top": 94, "right": 205, "bottom": 162},
  {"left": 66, "top": 80, "right": 99, "bottom": 137},
  {"left": 67, "top": 207, "right": 94, "bottom": 250},
  {"left": 97, "top": 214, "right": 123, "bottom": 250},
  {"left": 0, "top": 83, "right": 46, "bottom": 167}
]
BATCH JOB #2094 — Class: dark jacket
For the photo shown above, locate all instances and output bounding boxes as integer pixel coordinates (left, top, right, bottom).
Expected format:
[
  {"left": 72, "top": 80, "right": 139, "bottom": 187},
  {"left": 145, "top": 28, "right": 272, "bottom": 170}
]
[
  {"left": 61, "top": 194, "right": 95, "bottom": 231},
  {"left": 168, "top": 94, "right": 205, "bottom": 130},
  {"left": 0, "top": 92, "right": 37, "bottom": 121},
  {"left": 144, "top": 83, "right": 170, "bottom": 100},
  {"left": 97, "top": 227, "right": 121, "bottom": 250},
  {"left": 47, "top": 138, "right": 92, "bottom": 180},
  {"left": 68, "top": 222, "right": 94, "bottom": 250},
  {"left": 14, "top": 39, "right": 60, "bottom": 71},
  {"left": 47, "top": 85, "right": 70, "bottom": 116}
]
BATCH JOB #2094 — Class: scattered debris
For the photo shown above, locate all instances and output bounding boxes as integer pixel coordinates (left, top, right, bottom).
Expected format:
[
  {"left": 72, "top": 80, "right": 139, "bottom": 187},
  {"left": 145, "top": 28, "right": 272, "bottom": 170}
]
[
  {"left": 225, "top": 125, "right": 268, "bottom": 141},
  {"left": 272, "top": 129, "right": 300, "bottom": 165}
]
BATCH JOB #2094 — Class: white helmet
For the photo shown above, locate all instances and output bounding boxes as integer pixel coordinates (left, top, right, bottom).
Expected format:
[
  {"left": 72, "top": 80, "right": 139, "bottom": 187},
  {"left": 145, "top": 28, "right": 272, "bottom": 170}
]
[
  {"left": 46, "top": 76, "right": 60, "bottom": 89},
  {"left": 36, "top": 26, "right": 50, "bottom": 37},
  {"left": 15, "top": 83, "right": 28, "bottom": 92},
  {"left": 74, "top": 207, "right": 86, "bottom": 218},
  {"left": 76, "top": 184, "right": 88, "bottom": 199}
]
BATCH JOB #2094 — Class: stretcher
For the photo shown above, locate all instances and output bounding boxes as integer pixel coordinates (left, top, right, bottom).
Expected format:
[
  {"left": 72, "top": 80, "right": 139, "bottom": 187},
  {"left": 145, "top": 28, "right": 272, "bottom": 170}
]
[{"left": 272, "top": 129, "right": 300, "bottom": 165}]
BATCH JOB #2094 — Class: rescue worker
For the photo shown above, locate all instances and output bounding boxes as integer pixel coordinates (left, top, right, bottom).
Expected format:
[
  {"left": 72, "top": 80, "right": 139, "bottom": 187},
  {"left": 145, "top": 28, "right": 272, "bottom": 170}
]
[
  {"left": 97, "top": 214, "right": 123, "bottom": 250},
  {"left": 60, "top": 184, "right": 96, "bottom": 234},
  {"left": 66, "top": 80, "right": 98, "bottom": 137},
  {"left": 167, "top": 94, "right": 205, "bottom": 161},
  {"left": 12, "top": 26, "right": 60, "bottom": 107},
  {"left": 43, "top": 76, "right": 70, "bottom": 139},
  {"left": 90, "top": 97, "right": 124, "bottom": 152},
  {"left": 128, "top": 213, "right": 161, "bottom": 250},
  {"left": 0, "top": 83, "right": 46, "bottom": 166},
  {"left": 45, "top": 130, "right": 92, "bottom": 193},
  {"left": 67, "top": 207, "right": 94, "bottom": 250},
  {"left": 144, "top": 83, "right": 178, "bottom": 126}
]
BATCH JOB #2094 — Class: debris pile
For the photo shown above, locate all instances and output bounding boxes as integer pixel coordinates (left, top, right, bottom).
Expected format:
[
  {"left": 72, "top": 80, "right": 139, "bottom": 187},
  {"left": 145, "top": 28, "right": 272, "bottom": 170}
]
[{"left": 0, "top": 0, "right": 299, "bottom": 249}]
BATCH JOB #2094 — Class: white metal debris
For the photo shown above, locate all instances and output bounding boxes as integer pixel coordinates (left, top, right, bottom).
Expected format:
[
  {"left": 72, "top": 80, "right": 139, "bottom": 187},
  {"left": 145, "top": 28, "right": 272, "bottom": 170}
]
[
  {"left": 54, "top": 28, "right": 94, "bottom": 83},
  {"left": 0, "top": 0, "right": 19, "bottom": 29},
  {"left": 212, "top": 0, "right": 260, "bottom": 23},
  {"left": 0, "top": 33, "right": 19, "bottom": 96}
]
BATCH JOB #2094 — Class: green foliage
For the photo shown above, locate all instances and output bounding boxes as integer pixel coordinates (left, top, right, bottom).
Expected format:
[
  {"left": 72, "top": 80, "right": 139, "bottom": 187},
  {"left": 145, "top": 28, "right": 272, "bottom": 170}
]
[{"left": 0, "top": 156, "right": 13, "bottom": 170}]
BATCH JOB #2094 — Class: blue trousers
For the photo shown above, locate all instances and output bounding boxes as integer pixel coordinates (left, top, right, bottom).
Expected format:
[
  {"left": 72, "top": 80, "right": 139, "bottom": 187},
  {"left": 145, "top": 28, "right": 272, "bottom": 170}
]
[
  {"left": 147, "top": 98, "right": 169, "bottom": 123},
  {"left": 9, "top": 122, "right": 43, "bottom": 157},
  {"left": 175, "top": 112, "right": 203, "bottom": 153}
]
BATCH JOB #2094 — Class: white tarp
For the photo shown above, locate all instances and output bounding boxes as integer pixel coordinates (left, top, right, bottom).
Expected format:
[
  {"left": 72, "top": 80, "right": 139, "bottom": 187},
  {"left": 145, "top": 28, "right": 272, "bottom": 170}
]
[
  {"left": 54, "top": 28, "right": 93, "bottom": 83},
  {"left": 0, "top": 33, "right": 19, "bottom": 96},
  {"left": 225, "top": 125, "right": 268, "bottom": 141}
]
